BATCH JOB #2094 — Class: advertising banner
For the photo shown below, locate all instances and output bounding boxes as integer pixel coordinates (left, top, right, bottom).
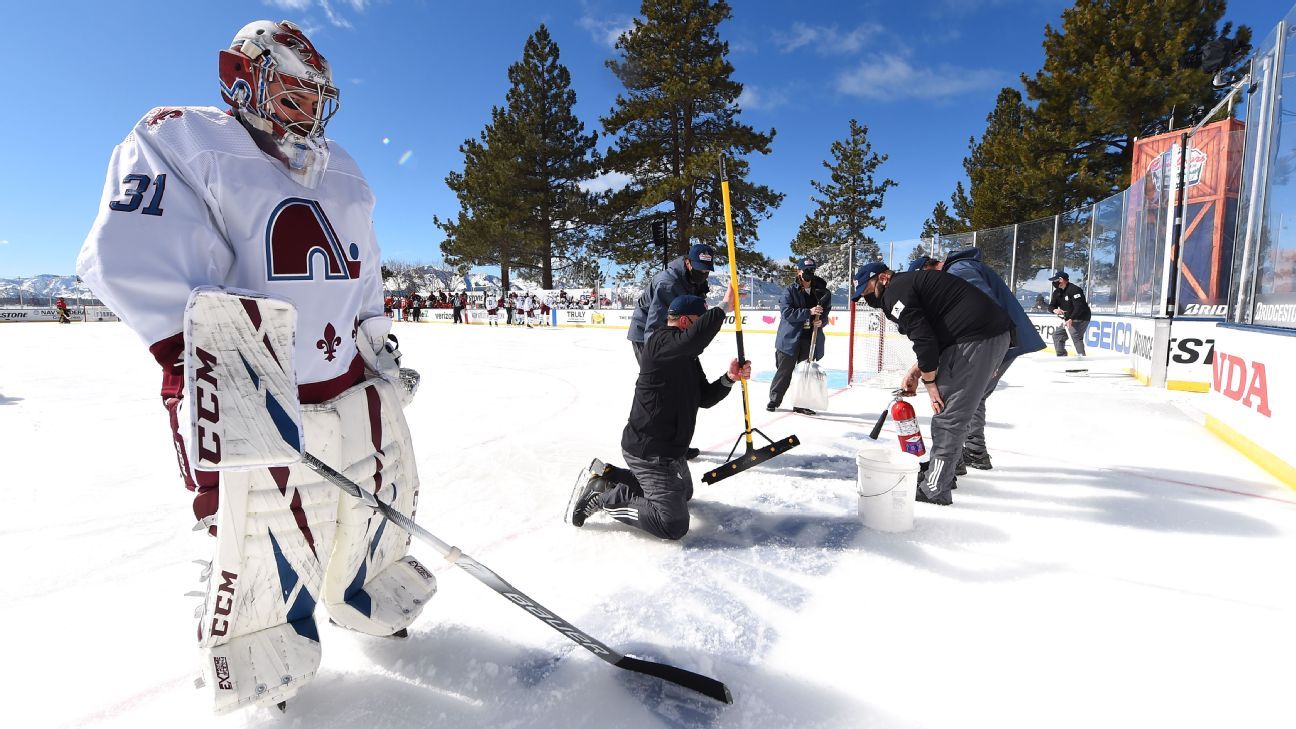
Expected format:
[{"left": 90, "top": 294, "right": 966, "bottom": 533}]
[{"left": 1205, "top": 325, "right": 1296, "bottom": 487}]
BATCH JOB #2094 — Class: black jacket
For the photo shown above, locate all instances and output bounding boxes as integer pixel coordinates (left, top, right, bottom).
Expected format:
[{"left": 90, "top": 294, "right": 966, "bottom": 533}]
[
  {"left": 878, "top": 270, "right": 1013, "bottom": 372},
  {"left": 622, "top": 307, "right": 734, "bottom": 459},
  {"left": 1048, "top": 282, "right": 1091, "bottom": 321},
  {"left": 775, "top": 275, "right": 832, "bottom": 359}
]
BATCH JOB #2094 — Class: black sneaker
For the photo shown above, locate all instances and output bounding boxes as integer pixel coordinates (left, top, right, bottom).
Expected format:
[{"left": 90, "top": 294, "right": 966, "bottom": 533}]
[
  {"left": 686, "top": 447, "right": 701, "bottom": 460},
  {"left": 567, "top": 459, "right": 613, "bottom": 527},
  {"left": 955, "top": 459, "right": 968, "bottom": 476},
  {"left": 962, "top": 447, "right": 993, "bottom": 470},
  {"left": 793, "top": 407, "right": 816, "bottom": 416},
  {"left": 915, "top": 487, "right": 953, "bottom": 506},
  {"left": 766, "top": 403, "right": 777, "bottom": 412}
]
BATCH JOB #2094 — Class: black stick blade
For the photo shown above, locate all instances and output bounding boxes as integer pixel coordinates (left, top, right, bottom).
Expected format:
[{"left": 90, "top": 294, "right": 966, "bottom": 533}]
[
  {"left": 701, "top": 435, "right": 800, "bottom": 484},
  {"left": 615, "top": 655, "right": 733, "bottom": 704}
]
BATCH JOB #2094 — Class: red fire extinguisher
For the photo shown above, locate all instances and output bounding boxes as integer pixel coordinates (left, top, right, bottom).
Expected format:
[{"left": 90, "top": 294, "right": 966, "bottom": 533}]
[{"left": 890, "top": 397, "right": 927, "bottom": 456}]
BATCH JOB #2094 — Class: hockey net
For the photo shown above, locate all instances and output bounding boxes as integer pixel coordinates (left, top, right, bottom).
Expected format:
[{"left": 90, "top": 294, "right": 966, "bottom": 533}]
[{"left": 846, "top": 302, "right": 914, "bottom": 387}]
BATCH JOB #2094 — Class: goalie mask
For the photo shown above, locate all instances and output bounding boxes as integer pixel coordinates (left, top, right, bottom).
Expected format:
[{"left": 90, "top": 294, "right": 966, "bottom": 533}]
[{"left": 219, "top": 20, "right": 339, "bottom": 187}]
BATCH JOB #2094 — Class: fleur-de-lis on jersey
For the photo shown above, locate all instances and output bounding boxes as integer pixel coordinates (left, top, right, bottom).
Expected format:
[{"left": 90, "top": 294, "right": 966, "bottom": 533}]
[{"left": 317, "top": 323, "right": 342, "bottom": 361}]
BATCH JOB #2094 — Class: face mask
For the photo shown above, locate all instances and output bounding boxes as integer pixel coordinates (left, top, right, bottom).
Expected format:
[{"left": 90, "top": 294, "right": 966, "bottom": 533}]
[
  {"left": 688, "top": 269, "right": 710, "bottom": 286},
  {"left": 862, "top": 281, "right": 886, "bottom": 309}
]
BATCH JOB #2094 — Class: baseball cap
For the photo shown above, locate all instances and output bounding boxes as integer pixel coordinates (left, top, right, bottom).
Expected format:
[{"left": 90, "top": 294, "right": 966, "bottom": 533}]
[
  {"left": 688, "top": 243, "right": 716, "bottom": 271},
  {"left": 906, "top": 256, "right": 935, "bottom": 272},
  {"left": 851, "top": 261, "right": 890, "bottom": 301},
  {"left": 668, "top": 294, "right": 707, "bottom": 317},
  {"left": 799, "top": 257, "right": 817, "bottom": 271},
  {"left": 1048, "top": 270, "right": 1069, "bottom": 282}
]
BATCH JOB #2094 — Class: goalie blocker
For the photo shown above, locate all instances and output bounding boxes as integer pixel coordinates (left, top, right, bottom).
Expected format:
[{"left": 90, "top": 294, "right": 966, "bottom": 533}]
[{"left": 180, "top": 288, "right": 435, "bottom": 714}]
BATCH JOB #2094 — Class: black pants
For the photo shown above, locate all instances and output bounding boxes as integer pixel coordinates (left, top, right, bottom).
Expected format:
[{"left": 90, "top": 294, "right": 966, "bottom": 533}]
[
  {"left": 768, "top": 330, "right": 814, "bottom": 407},
  {"left": 630, "top": 340, "right": 645, "bottom": 367},
  {"left": 453, "top": 308, "right": 463, "bottom": 323},
  {"left": 597, "top": 452, "right": 694, "bottom": 540}
]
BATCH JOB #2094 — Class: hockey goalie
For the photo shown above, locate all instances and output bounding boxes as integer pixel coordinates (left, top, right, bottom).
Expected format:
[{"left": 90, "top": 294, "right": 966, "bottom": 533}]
[{"left": 75, "top": 20, "right": 435, "bottom": 714}]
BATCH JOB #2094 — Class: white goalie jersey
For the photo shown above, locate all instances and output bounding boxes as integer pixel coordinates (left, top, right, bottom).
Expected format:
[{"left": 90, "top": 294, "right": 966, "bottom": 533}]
[{"left": 77, "top": 106, "right": 385, "bottom": 401}]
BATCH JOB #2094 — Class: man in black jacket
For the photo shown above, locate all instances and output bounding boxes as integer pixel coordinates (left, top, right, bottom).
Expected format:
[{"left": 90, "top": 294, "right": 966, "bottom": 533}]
[
  {"left": 768, "top": 257, "right": 831, "bottom": 414},
  {"left": 567, "top": 288, "right": 749, "bottom": 539},
  {"left": 852, "top": 262, "right": 1012, "bottom": 505},
  {"left": 1047, "top": 270, "right": 1091, "bottom": 357}
]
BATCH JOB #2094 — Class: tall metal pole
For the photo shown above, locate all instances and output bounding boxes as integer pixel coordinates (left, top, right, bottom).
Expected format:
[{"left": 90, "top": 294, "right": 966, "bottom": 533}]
[
  {"left": 1165, "top": 133, "right": 1190, "bottom": 318},
  {"left": 1050, "top": 214, "right": 1060, "bottom": 273},
  {"left": 1009, "top": 223, "right": 1019, "bottom": 294}
]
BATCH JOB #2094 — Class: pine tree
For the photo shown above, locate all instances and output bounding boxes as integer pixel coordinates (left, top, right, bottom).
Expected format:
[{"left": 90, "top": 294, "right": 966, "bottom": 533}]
[
  {"left": 438, "top": 26, "right": 599, "bottom": 290},
  {"left": 1022, "top": 0, "right": 1250, "bottom": 208},
  {"left": 437, "top": 103, "right": 525, "bottom": 290},
  {"left": 599, "top": 0, "right": 782, "bottom": 272},
  {"left": 920, "top": 199, "right": 967, "bottom": 240},
  {"left": 961, "top": 88, "right": 1046, "bottom": 229},
  {"left": 789, "top": 119, "right": 896, "bottom": 288},
  {"left": 503, "top": 25, "right": 600, "bottom": 289}
]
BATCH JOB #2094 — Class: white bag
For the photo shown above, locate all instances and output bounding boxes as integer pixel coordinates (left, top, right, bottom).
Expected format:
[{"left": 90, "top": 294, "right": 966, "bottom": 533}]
[{"left": 789, "top": 359, "right": 829, "bottom": 411}]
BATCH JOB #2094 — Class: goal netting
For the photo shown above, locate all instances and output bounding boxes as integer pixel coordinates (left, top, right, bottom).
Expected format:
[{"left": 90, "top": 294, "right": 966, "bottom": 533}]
[{"left": 847, "top": 302, "right": 914, "bottom": 387}]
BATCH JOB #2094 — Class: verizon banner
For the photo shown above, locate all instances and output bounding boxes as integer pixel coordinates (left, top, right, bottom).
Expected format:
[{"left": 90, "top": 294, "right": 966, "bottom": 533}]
[{"left": 1206, "top": 325, "right": 1295, "bottom": 486}]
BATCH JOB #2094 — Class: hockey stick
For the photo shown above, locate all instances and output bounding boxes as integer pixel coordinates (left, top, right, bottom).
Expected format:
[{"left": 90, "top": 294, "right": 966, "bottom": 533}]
[{"left": 301, "top": 453, "right": 733, "bottom": 705}]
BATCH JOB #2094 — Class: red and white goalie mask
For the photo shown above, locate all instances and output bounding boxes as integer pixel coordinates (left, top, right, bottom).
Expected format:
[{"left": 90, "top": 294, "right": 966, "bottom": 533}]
[{"left": 219, "top": 20, "right": 340, "bottom": 187}]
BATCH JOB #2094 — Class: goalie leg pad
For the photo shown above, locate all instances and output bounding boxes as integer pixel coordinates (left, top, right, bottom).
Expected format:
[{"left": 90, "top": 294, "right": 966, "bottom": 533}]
[
  {"left": 315, "top": 376, "right": 436, "bottom": 636},
  {"left": 193, "top": 465, "right": 339, "bottom": 713}
]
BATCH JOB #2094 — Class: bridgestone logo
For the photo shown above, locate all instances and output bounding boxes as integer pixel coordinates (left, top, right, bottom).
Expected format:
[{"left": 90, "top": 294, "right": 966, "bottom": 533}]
[{"left": 1255, "top": 303, "right": 1296, "bottom": 324}]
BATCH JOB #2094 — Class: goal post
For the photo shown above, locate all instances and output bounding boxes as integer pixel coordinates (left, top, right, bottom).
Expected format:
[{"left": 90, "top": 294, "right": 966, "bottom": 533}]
[{"left": 846, "top": 301, "right": 913, "bottom": 387}]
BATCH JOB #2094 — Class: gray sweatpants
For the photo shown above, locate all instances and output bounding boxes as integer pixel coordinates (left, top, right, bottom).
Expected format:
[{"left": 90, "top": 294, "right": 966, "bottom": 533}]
[
  {"left": 964, "top": 355, "right": 1015, "bottom": 456},
  {"left": 597, "top": 452, "right": 694, "bottom": 540},
  {"left": 1053, "top": 319, "right": 1089, "bottom": 355},
  {"left": 923, "top": 331, "right": 1011, "bottom": 497}
]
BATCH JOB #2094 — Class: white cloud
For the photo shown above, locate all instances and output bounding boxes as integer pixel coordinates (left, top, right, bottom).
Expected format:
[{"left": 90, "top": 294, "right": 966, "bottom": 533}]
[
  {"left": 579, "top": 171, "right": 634, "bottom": 194},
  {"left": 578, "top": 14, "right": 634, "bottom": 48},
  {"left": 736, "top": 85, "right": 788, "bottom": 111},
  {"left": 262, "top": 0, "right": 365, "bottom": 29},
  {"left": 836, "top": 54, "right": 1002, "bottom": 101},
  {"left": 0, "top": 239, "right": 8, "bottom": 245},
  {"left": 774, "top": 22, "right": 882, "bottom": 55}
]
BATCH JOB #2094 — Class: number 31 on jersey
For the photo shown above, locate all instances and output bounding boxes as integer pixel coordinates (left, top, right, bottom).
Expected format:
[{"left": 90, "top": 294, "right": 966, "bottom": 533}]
[{"left": 109, "top": 173, "right": 167, "bottom": 216}]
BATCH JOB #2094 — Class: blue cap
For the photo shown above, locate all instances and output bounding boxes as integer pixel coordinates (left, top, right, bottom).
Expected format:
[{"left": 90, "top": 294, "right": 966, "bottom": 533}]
[
  {"left": 668, "top": 294, "right": 707, "bottom": 317},
  {"left": 799, "top": 257, "right": 817, "bottom": 270},
  {"left": 688, "top": 243, "right": 716, "bottom": 271},
  {"left": 1048, "top": 269, "right": 1069, "bottom": 282},
  {"left": 852, "top": 262, "right": 890, "bottom": 300},
  {"left": 907, "top": 256, "right": 935, "bottom": 272}
]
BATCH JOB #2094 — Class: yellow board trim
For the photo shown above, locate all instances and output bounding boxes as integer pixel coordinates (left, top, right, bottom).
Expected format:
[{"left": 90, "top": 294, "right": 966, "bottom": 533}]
[
  {"left": 1205, "top": 414, "right": 1296, "bottom": 491},
  {"left": 1130, "top": 368, "right": 1150, "bottom": 385},
  {"left": 1167, "top": 380, "right": 1210, "bottom": 393}
]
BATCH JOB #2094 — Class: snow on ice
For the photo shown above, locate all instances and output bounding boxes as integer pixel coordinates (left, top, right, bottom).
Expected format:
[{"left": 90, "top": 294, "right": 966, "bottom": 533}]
[{"left": 1, "top": 320, "right": 1293, "bottom": 728}]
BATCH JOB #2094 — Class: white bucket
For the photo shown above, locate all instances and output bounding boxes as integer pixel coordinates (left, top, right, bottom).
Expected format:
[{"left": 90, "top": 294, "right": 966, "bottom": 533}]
[{"left": 855, "top": 442, "right": 920, "bottom": 533}]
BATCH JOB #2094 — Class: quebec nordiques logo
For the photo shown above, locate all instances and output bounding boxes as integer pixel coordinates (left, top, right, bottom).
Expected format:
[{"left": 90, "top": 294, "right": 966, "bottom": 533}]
[{"left": 265, "top": 198, "right": 362, "bottom": 281}]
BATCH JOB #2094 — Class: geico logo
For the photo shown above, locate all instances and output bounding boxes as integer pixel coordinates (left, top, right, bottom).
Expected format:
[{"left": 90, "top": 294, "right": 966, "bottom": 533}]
[
  {"left": 1132, "top": 331, "right": 1156, "bottom": 360},
  {"left": 193, "top": 347, "right": 222, "bottom": 464},
  {"left": 1181, "top": 303, "right": 1228, "bottom": 316},
  {"left": 1212, "top": 352, "right": 1271, "bottom": 417},
  {"left": 1169, "top": 337, "right": 1215, "bottom": 365},
  {"left": 1083, "top": 321, "right": 1132, "bottom": 353}
]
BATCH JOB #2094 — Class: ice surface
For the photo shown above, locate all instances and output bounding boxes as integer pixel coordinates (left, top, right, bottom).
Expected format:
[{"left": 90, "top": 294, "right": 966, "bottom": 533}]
[{"left": 1, "top": 321, "right": 1293, "bottom": 728}]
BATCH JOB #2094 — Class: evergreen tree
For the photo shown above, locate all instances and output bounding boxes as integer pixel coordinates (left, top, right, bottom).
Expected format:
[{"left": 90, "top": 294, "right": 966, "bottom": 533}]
[
  {"left": 961, "top": 88, "right": 1046, "bottom": 229},
  {"left": 436, "top": 104, "right": 526, "bottom": 291},
  {"left": 438, "top": 25, "right": 599, "bottom": 290},
  {"left": 599, "top": 0, "right": 782, "bottom": 272},
  {"left": 789, "top": 119, "right": 896, "bottom": 288},
  {"left": 920, "top": 199, "right": 967, "bottom": 240},
  {"left": 1022, "top": 0, "right": 1250, "bottom": 208},
  {"left": 503, "top": 25, "right": 600, "bottom": 289}
]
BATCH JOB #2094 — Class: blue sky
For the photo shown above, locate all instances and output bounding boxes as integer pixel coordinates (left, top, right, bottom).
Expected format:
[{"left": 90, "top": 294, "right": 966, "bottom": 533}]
[{"left": 0, "top": 0, "right": 1280, "bottom": 277}]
